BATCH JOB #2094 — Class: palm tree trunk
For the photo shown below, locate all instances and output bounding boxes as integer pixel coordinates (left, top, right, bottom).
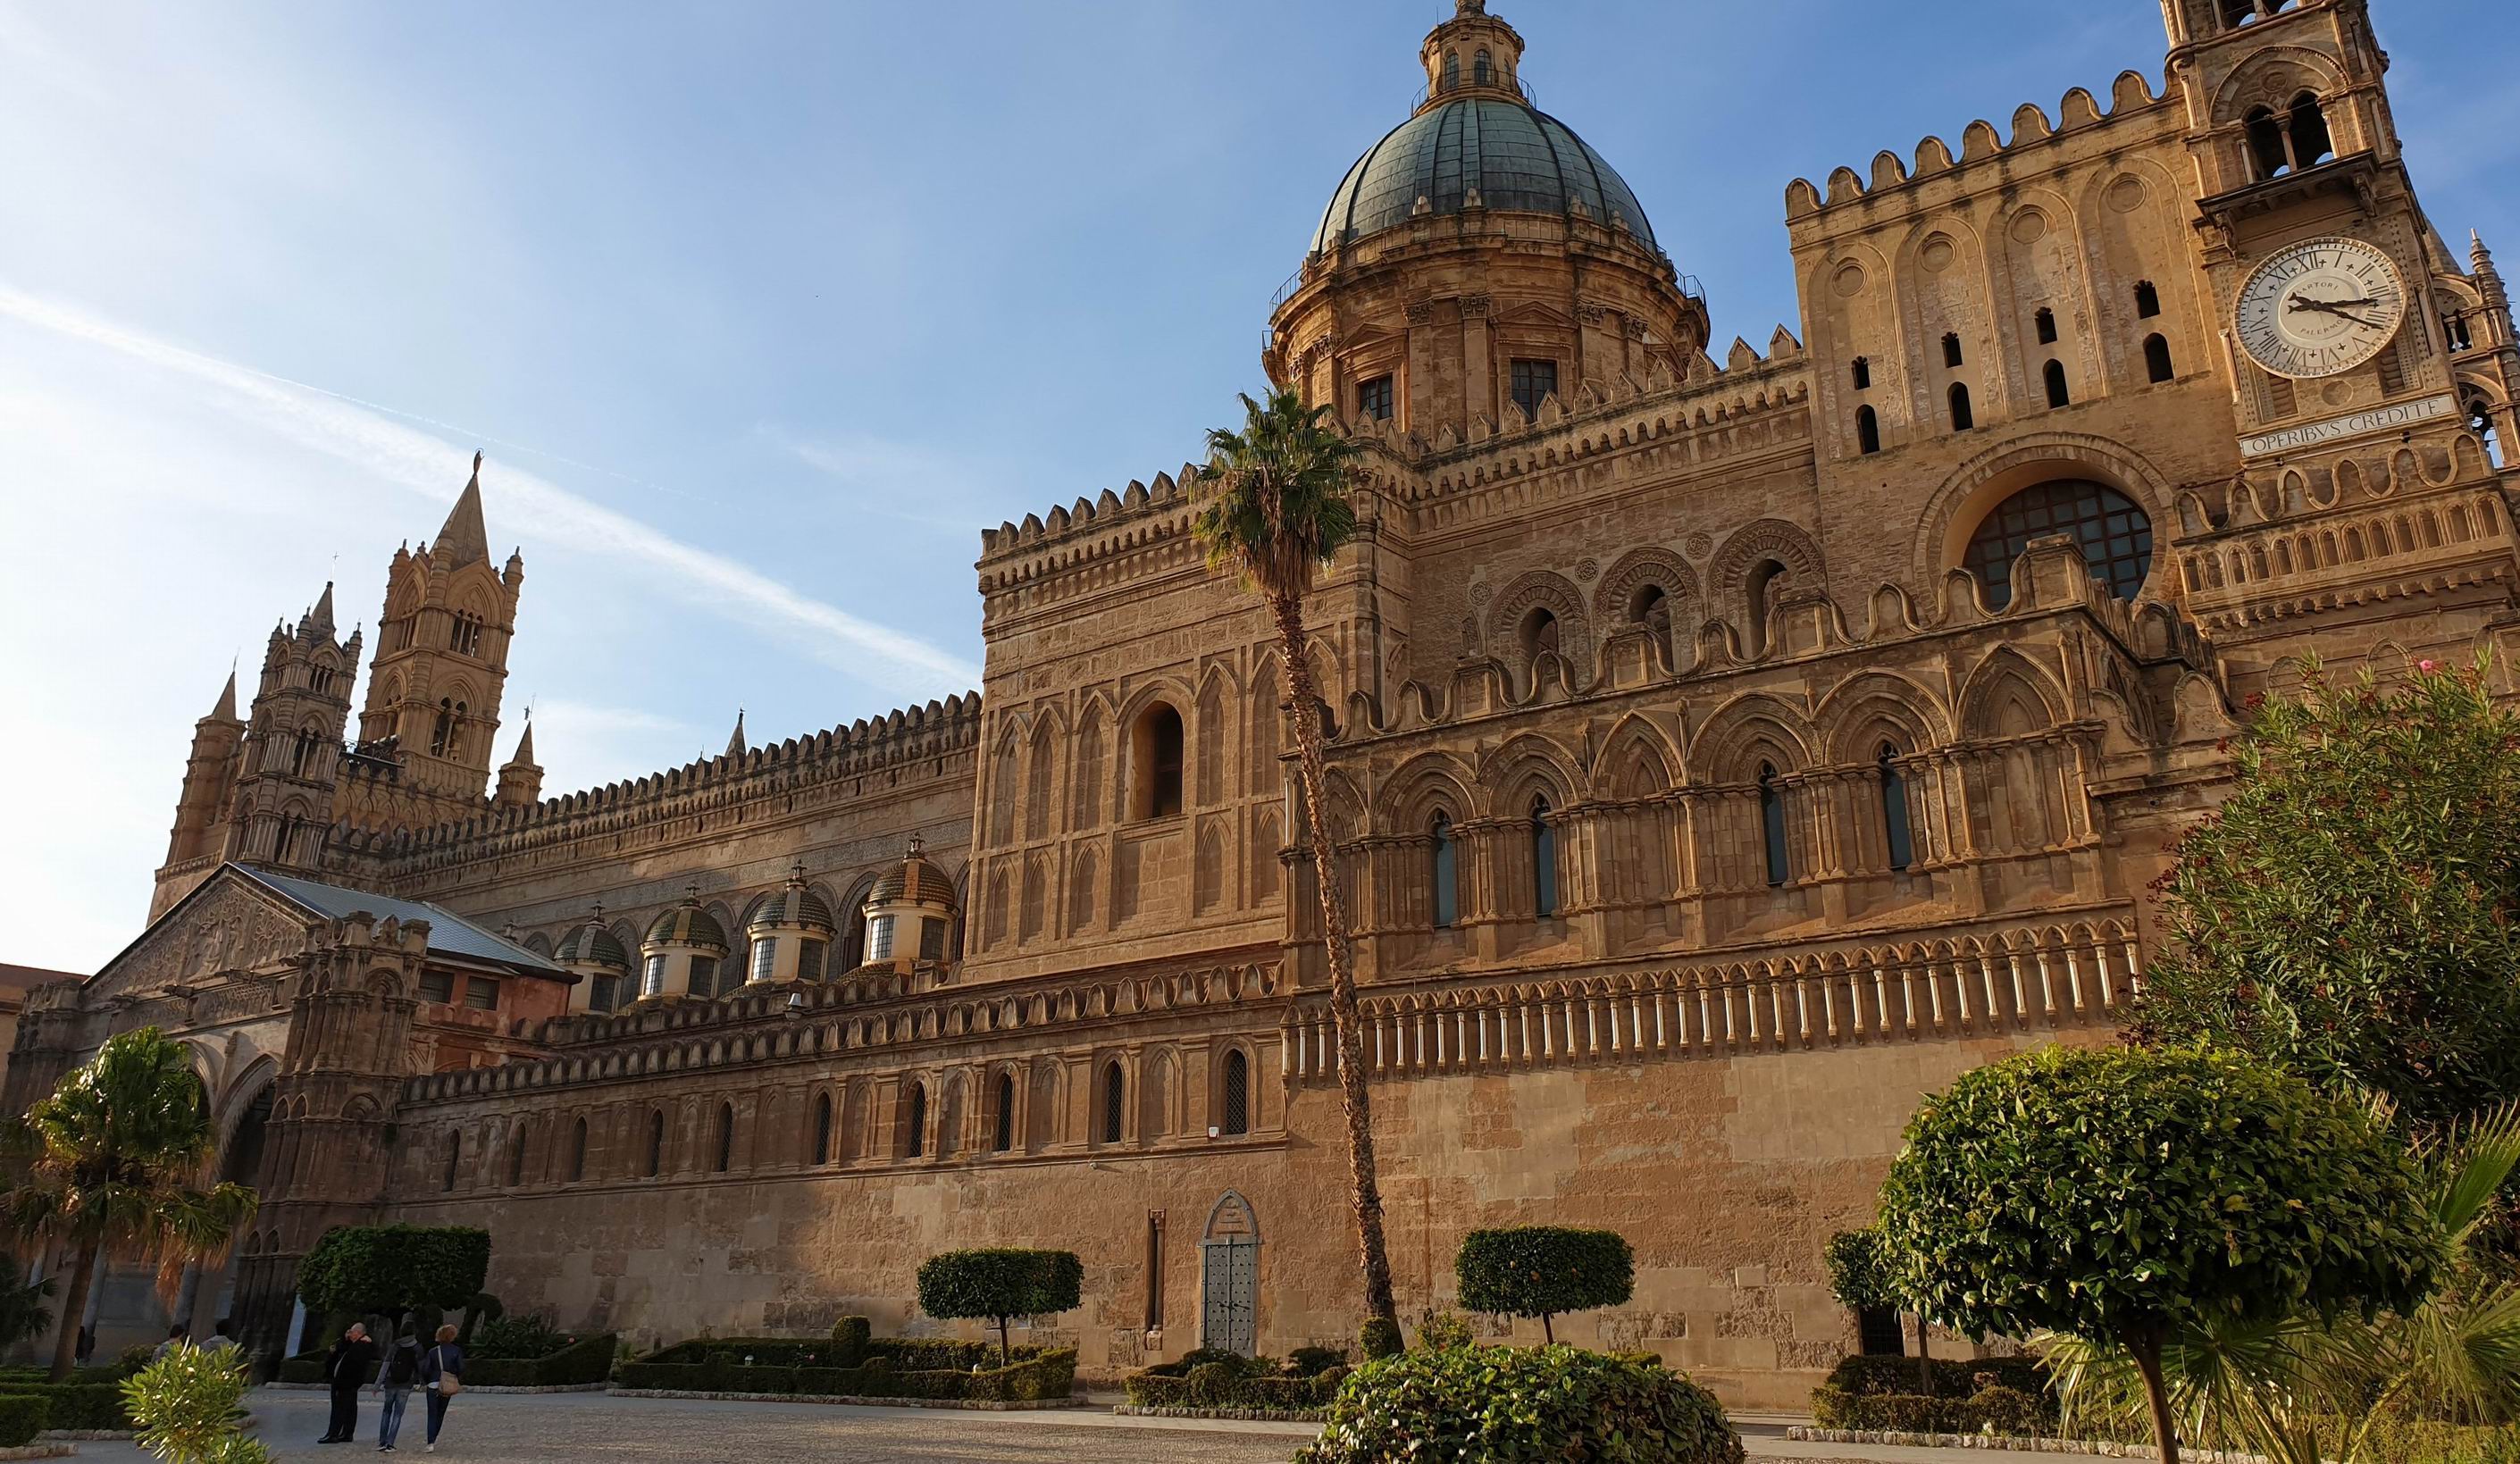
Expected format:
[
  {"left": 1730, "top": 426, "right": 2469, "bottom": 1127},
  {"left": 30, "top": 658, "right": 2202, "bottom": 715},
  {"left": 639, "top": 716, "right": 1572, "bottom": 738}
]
[
  {"left": 47, "top": 1241, "right": 98, "bottom": 1382},
  {"left": 1269, "top": 595, "right": 1397, "bottom": 1331},
  {"left": 2128, "top": 1327, "right": 2181, "bottom": 1464}
]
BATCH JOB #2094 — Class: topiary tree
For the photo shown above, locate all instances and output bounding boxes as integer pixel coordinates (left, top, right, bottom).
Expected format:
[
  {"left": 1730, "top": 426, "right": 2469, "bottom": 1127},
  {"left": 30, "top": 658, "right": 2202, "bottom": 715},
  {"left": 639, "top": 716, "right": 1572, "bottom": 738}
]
[
  {"left": 1878, "top": 1044, "right": 2441, "bottom": 1464},
  {"left": 915, "top": 1248, "right": 1083, "bottom": 1366},
  {"left": 296, "top": 1224, "right": 490, "bottom": 1336},
  {"left": 1297, "top": 1345, "right": 1742, "bottom": 1464},
  {"left": 2134, "top": 653, "right": 2520, "bottom": 1133},
  {"left": 1824, "top": 1227, "right": 1929, "bottom": 1391},
  {"left": 1455, "top": 1226, "right": 1634, "bottom": 1345}
]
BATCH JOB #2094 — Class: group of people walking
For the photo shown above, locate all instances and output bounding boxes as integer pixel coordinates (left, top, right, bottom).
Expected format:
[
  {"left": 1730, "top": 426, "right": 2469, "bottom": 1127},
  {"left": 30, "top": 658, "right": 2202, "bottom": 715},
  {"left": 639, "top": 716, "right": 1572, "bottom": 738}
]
[{"left": 319, "top": 1321, "right": 465, "bottom": 1452}]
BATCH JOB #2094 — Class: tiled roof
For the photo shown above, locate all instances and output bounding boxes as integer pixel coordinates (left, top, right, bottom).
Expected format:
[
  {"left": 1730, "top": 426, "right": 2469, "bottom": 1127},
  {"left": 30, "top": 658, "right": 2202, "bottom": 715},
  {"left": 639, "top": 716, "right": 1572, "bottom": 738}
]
[{"left": 234, "top": 866, "right": 560, "bottom": 974}]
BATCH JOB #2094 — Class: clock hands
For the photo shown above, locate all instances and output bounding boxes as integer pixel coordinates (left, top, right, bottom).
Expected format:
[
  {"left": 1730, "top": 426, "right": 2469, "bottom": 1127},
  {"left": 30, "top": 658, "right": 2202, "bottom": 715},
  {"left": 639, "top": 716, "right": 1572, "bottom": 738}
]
[{"left": 2288, "top": 296, "right": 2383, "bottom": 328}]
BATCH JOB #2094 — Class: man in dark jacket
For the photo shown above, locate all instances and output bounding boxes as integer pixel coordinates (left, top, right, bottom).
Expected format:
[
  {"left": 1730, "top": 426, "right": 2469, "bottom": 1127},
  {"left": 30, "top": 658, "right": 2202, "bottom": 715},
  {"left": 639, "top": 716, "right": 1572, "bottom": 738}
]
[{"left": 318, "top": 1322, "right": 378, "bottom": 1444}]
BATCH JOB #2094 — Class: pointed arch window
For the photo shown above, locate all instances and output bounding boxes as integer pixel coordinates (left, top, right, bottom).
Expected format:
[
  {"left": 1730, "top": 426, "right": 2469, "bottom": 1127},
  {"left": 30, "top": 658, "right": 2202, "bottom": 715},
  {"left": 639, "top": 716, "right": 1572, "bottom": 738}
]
[
  {"left": 904, "top": 1082, "right": 927, "bottom": 1159},
  {"left": 1530, "top": 797, "right": 1559, "bottom": 918},
  {"left": 1759, "top": 764, "right": 1791, "bottom": 888},
  {"left": 507, "top": 1125, "right": 528, "bottom": 1187},
  {"left": 1963, "top": 479, "right": 2154, "bottom": 608},
  {"left": 1850, "top": 356, "right": 1871, "bottom": 390},
  {"left": 442, "top": 1131, "right": 462, "bottom": 1192},
  {"left": 812, "top": 1092, "right": 833, "bottom": 1166},
  {"left": 713, "top": 1103, "right": 734, "bottom": 1174},
  {"left": 2467, "top": 390, "right": 2506, "bottom": 468},
  {"left": 1101, "top": 1061, "right": 1126, "bottom": 1144},
  {"left": 1878, "top": 744, "right": 1914, "bottom": 872},
  {"left": 645, "top": 1109, "right": 666, "bottom": 1177},
  {"left": 1430, "top": 813, "right": 1460, "bottom": 929},
  {"left": 2044, "top": 360, "right": 2072, "bottom": 408},
  {"left": 431, "top": 700, "right": 455, "bottom": 757},
  {"left": 569, "top": 1117, "right": 588, "bottom": 1183},
  {"left": 1856, "top": 405, "right": 1881, "bottom": 455},
  {"left": 1136, "top": 704, "right": 1185, "bottom": 819},
  {"left": 992, "top": 1073, "right": 1016, "bottom": 1153},
  {"left": 1221, "top": 1050, "right": 1251, "bottom": 1135}
]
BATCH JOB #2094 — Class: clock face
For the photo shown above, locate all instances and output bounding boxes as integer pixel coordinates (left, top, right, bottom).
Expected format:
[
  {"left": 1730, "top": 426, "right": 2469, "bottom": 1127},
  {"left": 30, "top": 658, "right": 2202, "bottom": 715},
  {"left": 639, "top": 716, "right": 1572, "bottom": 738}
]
[{"left": 2234, "top": 237, "right": 2408, "bottom": 381}]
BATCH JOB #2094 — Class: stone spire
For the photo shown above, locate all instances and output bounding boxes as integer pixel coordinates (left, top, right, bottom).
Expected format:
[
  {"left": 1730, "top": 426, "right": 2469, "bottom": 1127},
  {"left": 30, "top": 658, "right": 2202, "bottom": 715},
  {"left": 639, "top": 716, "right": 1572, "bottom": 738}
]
[
  {"left": 210, "top": 669, "right": 240, "bottom": 724},
  {"left": 301, "top": 581, "right": 336, "bottom": 638},
  {"left": 507, "top": 721, "right": 537, "bottom": 768},
  {"left": 435, "top": 452, "right": 491, "bottom": 567},
  {"left": 2474, "top": 231, "right": 2508, "bottom": 314},
  {"left": 496, "top": 719, "right": 543, "bottom": 807},
  {"left": 724, "top": 709, "right": 748, "bottom": 757}
]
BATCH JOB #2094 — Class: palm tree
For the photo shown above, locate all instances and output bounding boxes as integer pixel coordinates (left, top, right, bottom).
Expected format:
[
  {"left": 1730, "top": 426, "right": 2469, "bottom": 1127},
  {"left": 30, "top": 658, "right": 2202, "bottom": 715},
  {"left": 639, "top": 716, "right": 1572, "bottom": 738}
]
[
  {"left": 2, "top": 1028, "right": 259, "bottom": 1379},
  {"left": 1193, "top": 388, "right": 1397, "bottom": 1338},
  {"left": 0, "top": 1258, "right": 54, "bottom": 1355}
]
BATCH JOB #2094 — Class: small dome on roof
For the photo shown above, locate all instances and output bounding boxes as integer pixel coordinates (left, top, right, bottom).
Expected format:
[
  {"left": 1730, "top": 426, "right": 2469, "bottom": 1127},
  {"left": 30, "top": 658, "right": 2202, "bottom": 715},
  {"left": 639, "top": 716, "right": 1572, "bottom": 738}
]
[
  {"left": 643, "top": 889, "right": 728, "bottom": 952},
  {"left": 748, "top": 865, "right": 836, "bottom": 935},
  {"left": 554, "top": 913, "right": 630, "bottom": 972},
  {"left": 869, "top": 835, "right": 955, "bottom": 908}
]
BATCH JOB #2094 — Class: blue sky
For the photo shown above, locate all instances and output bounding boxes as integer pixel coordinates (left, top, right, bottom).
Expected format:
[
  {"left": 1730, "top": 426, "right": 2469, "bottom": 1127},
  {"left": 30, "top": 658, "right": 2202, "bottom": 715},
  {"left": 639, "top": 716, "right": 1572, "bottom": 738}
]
[{"left": 3, "top": 0, "right": 2513, "bottom": 971}]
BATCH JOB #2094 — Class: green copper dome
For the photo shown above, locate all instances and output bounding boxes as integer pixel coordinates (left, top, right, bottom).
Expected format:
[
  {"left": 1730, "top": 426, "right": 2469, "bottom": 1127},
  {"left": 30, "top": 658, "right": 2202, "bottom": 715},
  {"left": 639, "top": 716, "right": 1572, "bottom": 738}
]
[
  {"left": 554, "top": 920, "right": 630, "bottom": 972},
  {"left": 1311, "top": 96, "right": 1656, "bottom": 255},
  {"left": 643, "top": 896, "right": 728, "bottom": 953}
]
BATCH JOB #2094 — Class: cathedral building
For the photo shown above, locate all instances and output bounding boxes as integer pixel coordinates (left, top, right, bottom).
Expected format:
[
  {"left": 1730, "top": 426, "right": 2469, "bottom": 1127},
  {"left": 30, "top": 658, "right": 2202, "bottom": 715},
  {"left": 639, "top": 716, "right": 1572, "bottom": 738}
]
[{"left": 12, "top": 0, "right": 2517, "bottom": 1406}]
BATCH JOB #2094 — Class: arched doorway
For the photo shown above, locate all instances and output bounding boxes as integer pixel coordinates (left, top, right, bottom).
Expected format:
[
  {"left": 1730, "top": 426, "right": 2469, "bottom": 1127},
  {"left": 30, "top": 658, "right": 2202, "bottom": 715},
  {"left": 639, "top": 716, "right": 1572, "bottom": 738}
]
[
  {"left": 183, "top": 1084, "right": 273, "bottom": 1332},
  {"left": 1200, "top": 1191, "right": 1261, "bottom": 1356}
]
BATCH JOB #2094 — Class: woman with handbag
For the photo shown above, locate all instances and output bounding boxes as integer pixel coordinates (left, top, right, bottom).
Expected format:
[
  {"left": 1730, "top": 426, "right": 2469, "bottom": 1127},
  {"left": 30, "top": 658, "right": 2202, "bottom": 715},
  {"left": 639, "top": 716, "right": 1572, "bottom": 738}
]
[{"left": 417, "top": 1323, "right": 465, "bottom": 1453}]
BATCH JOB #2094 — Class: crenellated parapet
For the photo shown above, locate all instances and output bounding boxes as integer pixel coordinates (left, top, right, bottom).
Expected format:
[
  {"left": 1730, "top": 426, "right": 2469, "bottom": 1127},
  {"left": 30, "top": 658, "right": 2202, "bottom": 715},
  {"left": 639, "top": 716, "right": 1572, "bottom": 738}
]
[
  {"left": 353, "top": 693, "right": 982, "bottom": 879},
  {"left": 1786, "top": 73, "right": 2169, "bottom": 222}
]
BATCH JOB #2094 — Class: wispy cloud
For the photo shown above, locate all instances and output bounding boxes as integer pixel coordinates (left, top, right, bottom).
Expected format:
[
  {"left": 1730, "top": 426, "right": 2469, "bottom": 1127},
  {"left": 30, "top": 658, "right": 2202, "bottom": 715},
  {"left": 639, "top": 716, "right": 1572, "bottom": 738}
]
[
  {"left": 761, "top": 424, "right": 994, "bottom": 532},
  {"left": 0, "top": 285, "right": 982, "bottom": 693}
]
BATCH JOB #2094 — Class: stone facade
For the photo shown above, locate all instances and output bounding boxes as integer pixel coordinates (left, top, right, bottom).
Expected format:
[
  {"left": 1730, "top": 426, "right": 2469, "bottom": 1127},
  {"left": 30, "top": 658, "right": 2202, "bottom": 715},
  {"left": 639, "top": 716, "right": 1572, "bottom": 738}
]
[{"left": 13, "top": 0, "right": 2520, "bottom": 1410}]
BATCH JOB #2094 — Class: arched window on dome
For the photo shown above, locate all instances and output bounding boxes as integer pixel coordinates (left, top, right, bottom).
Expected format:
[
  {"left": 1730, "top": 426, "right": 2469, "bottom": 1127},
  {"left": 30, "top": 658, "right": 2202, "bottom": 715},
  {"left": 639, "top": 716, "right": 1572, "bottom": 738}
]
[
  {"left": 1429, "top": 813, "right": 1459, "bottom": 929},
  {"left": 1878, "top": 744, "right": 1914, "bottom": 873},
  {"left": 1962, "top": 479, "right": 2154, "bottom": 609},
  {"left": 1442, "top": 51, "right": 1460, "bottom": 94},
  {"left": 1474, "top": 48, "right": 1493, "bottom": 86}
]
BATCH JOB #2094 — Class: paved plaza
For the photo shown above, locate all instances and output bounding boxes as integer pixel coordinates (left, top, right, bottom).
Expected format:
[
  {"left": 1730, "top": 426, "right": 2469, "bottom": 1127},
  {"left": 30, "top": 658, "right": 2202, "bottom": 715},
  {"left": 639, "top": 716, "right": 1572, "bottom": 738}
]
[{"left": 56, "top": 1388, "right": 2009, "bottom": 1464}]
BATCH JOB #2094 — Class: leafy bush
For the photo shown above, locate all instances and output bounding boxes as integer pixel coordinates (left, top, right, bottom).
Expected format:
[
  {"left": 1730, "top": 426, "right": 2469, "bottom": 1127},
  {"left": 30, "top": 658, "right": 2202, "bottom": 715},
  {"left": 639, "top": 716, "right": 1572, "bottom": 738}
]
[
  {"left": 462, "top": 1333, "right": 617, "bottom": 1388},
  {"left": 829, "top": 1316, "right": 871, "bottom": 1368},
  {"left": 1414, "top": 1311, "right": 1475, "bottom": 1351},
  {"left": 2343, "top": 1415, "right": 2520, "bottom": 1464},
  {"left": 2133, "top": 652, "right": 2520, "bottom": 1131},
  {"left": 0, "top": 1396, "right": 46, "bottom": 1448},
  {"left": 916, "top": 1250, "right": 1084, "bottom": 1365},
  {"left": 297, "top": 1225, "right": 491, "bottom": 1318},
  {"left": 1820, "top": 1353, "right": 2047, "bottom": 1401},
  {"left": 469, "top": 1313, "right": 567, "bottom": 1360},
  {"left": 1289, "top": 1346, "right": 1349, "bottom": 1376},
  {"left": 119, "top": 1344, "right": 266, "bottom": 1464},
  {"left": 1359, "top": 1318, "right": 1402, "bottom": 1360},
  {"left": 611, "top": 1337, "right": 1073, "bottom": 1401},
  {"left": 0, "top": 1381, "right": 134, "bottom": 1430},
  {"left": 1187, "top": 1361, "right": 1238, "bottom": 1404},
  {"left": 1879, "top": 1045, "right": 2440, "bottom": 1461},
  {"left": 1810, "top": 1382, "right": 2054, "bottom": 1436},
  {"left": 1297, "top": 1345, "right": 1743, "bottom": 1464},
  {"left": 1456, "top": 1226, "right": 1635, "bottom": 1344}
]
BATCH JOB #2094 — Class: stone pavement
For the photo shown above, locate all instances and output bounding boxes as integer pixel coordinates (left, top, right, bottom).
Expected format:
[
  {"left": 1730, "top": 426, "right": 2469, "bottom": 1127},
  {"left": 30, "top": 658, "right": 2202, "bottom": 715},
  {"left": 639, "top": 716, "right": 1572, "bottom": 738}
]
[{"left": 60, "top": 1387, "right": 2022, "bottom": 1462}]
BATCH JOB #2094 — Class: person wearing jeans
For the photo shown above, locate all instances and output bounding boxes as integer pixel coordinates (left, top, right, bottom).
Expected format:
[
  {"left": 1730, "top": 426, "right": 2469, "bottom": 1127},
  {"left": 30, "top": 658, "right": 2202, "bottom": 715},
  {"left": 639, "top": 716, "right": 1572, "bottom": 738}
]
[
  {"left": 418, "top": 1324, "right": 465, "bottom": 1453},
  {"left": 374, "top": 1329, "right": 421, "bottom": 1451}
]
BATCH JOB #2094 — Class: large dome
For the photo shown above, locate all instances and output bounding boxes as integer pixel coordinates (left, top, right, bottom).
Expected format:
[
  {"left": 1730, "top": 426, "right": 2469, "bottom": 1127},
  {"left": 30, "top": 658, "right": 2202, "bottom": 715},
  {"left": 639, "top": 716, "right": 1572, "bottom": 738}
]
[{"left": 1311, "top": 96, "right": 1657, "bottom": 256}]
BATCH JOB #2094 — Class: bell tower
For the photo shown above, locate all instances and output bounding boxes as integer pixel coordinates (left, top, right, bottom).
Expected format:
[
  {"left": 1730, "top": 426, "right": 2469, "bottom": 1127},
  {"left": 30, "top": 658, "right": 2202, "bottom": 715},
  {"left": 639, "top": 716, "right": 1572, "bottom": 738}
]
[
  {"left": 2163, "top": 0, "right": 2520, "bottom": 673},
  {"left": 223, "top": 582, "right": 362, "bottom": 878},
  {"left": 356, "top": 453, "right": 525, "bottom": 804}
]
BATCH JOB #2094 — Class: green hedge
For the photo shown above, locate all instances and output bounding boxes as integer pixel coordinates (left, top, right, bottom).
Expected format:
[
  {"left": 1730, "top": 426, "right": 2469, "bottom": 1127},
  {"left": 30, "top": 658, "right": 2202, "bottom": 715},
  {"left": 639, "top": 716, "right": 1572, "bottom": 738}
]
[
  {"left": 1811, "top": 1383, "right": 2047, "bottom": 1435},
  {"left": 1125, "top": 1350, "right": 1349, "bottom": 1413},
  {"left": 1298, "top": 1345, "right": 1741, "bottom": 1464},
  {"left": 0, "top": 1396, "right": 46, "bottom": 1448},
  {"left": 277, "top": 1351, "right": 325, "bottom": 1385},
  {"left": 2340, "top": 1416, "right": 2520, "bottom": 1464},
  {"left": 631, "top": 1335, "right": 1017, "bottom": 1373},
  {"left": 1818, "top": 1353, "right": 2049, "bottom": 1401},
  {"left": 0, "top": 1382, "right": 131, "bottom": 1431},
  {"left": 463, "top": 1333, "right": 617, "bottom": 1388},
  {"left": 615, "top": 1346, "right": 1074, "bottom": 1402}
]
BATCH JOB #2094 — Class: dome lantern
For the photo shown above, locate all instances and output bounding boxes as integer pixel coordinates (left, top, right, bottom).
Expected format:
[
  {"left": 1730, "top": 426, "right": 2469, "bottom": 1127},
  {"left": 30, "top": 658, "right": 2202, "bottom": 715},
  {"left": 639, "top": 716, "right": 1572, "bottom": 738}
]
[
  {"left": 637, "top": 885, "right": 730, "bottom": 1003},
  {"left": 853, "top": 835, "right": 959, "bottom": 985},
  {"left": 741, "top": 863, "right": 838, "bottom": 986},
  {"left": 556, "top": 901, "right": 632, "bottom": 1015}
]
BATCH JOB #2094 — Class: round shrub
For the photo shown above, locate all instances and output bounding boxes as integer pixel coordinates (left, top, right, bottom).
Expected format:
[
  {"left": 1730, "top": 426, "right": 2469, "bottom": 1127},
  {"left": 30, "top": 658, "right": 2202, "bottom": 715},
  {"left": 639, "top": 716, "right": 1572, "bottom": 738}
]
[
  {"left": 1186, "top": 1360, "right": 1238, "bottom": 1405},
  {"left": 1298, "top": 1344, "right": 1743, "bottom": 1464},
  {"left": 828, "top": 1316, "right": 872, "bottom": 1368},
  {"left": 1358, "top": 1318, "right": 1403, "bottom": 1360},
  {"left": 1456, "top": 1226, "right": 1635, "bottom": 1344},
  {"left": 1288, "top": 1345, "right": 1348, "bottom": 1376}
]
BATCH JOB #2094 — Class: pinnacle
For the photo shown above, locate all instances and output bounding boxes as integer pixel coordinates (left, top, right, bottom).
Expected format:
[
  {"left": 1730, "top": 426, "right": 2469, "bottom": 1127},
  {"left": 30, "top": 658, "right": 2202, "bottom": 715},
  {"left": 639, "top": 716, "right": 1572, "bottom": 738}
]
[
  {"left": 305, "top": 580, "right": 337, "bottom": 637},
  {"left": 506, "top": 721, "right": 538, "bottom": 768},
  {"left": 210, "top": 670, "right": 239, "bottom": 723},
  {"left": 435, "top": 452, "right": 491, "bottom": 567},
  {"left": 725, "top": 709, "right": 749, "bottom": 758}
]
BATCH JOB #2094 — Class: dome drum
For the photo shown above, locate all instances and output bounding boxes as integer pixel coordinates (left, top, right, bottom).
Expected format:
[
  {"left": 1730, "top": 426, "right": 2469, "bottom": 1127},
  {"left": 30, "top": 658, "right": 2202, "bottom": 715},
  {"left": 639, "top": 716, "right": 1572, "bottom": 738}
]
[
  {"left": 853, "top": 837, "right": 959, "bottom": 986},
  {"left": 636, "top": 888, "right": 730, "bottom": 1005},
  {"left": 741, "top": 864, "right": 840, "bottom": 988}
]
